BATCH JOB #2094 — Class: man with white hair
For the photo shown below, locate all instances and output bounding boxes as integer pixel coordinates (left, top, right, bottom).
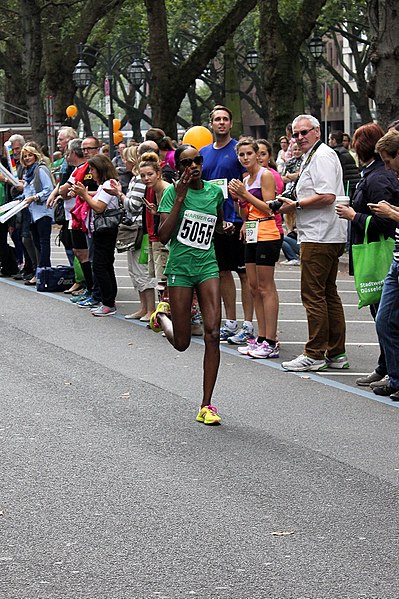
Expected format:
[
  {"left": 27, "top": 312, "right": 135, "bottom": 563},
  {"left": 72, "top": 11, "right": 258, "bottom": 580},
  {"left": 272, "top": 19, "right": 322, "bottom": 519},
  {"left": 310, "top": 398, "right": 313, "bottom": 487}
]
[{"left": 279, "top": 114, "right": 348, "bottom": 372}]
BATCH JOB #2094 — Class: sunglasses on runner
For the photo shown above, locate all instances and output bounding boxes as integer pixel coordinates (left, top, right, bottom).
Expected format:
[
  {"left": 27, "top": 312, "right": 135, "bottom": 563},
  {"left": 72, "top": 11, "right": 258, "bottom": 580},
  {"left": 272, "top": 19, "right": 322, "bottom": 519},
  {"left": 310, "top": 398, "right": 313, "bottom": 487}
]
[
  {"left": 179, "top": 155, "right": 204, "bottom": 168},
  {"left": 292, "top": 127, "right": 315, "bottom": 139}
]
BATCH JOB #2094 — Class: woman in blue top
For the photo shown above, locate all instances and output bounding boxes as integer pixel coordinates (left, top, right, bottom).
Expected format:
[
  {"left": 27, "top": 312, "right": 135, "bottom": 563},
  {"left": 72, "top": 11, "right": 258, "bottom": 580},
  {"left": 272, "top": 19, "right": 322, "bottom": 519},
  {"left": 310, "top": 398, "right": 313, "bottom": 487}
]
[
  {"left": 151, "top": 144, "right": 232, "bottom": 425},
  {"left": 20, "top": 144, "right": 54, "bottom": 285}
]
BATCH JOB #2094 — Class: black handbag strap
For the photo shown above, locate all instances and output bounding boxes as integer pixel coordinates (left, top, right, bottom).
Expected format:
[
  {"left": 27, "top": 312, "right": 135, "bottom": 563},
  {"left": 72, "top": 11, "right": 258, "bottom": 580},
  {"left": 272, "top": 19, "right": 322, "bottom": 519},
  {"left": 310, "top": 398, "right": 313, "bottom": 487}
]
[{"left": 290, "top": 140, "right": 323, "bottom": 197}]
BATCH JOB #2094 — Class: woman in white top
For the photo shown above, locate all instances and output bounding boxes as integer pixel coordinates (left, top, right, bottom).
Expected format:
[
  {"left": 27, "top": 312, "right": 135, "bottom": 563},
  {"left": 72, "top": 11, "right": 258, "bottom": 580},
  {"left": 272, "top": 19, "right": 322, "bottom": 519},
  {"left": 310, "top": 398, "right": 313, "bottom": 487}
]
[
  {"left": 106, "top": 146, "right": 157, "bottom": 321},
  {"left": 276, "top": 135, "right": 290, "bottom": 174},
  {"left": 71, "top": 154, "right": 120, "bottom": 317}
]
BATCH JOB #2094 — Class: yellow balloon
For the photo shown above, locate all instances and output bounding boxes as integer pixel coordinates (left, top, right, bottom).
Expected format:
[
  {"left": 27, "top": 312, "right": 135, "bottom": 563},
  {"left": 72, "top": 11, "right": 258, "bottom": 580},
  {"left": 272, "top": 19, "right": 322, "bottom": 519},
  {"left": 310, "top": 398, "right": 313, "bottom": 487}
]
[
  {"left": 66, "top": 104, "right": 78, "bottom": 118},
  {"left": 113, "top": 118, "right": 121, "bottom": 132},
  {"left": 182, "top": 126, "right": 213, "bottom": 150},
  {"left": 113, "top": 131, "right": 124, "bottom": 144}
]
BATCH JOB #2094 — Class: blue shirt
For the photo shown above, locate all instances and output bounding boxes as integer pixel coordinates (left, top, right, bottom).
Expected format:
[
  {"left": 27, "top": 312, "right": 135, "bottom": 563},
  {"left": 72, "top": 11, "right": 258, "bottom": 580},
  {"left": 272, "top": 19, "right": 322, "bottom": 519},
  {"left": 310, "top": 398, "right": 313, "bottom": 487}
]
[
  {"left": 200, "top": 139, "right": 244, "bottom": 222},
  {"left": 24, "top": 165, "right": 54, "bottom": 223}
]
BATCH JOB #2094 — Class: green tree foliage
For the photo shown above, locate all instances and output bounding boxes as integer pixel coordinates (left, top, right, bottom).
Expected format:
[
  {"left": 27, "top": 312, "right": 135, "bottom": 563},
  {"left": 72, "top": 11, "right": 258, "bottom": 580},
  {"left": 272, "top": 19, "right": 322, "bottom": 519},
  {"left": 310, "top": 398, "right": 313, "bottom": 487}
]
[{"left": 0, "top": 0, "right": 128, "bottom": 141}]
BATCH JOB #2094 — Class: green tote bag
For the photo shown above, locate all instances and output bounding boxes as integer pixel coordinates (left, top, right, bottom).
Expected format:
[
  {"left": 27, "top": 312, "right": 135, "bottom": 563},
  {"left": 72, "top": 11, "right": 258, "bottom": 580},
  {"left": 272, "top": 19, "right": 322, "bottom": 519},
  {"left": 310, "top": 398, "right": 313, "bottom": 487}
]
[
  {"left": 138, "top": 233, "right": 149, "bottom": 265},
  {"left": 352, "top": 216, "right": 394, "bottom": 309}
]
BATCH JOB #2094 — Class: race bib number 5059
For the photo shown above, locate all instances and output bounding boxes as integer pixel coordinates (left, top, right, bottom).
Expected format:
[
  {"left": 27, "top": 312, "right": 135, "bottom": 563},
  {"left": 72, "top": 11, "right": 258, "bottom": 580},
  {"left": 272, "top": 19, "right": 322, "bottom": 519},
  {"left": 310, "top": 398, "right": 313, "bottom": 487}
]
[{"left": 177, "top": 210, "right": 217, "bottom": 250}]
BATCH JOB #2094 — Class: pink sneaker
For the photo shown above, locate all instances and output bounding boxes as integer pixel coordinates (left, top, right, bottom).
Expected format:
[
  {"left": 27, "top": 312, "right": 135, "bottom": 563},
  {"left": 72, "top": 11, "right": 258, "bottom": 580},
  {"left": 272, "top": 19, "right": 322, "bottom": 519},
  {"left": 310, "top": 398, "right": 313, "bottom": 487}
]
[
  {"left": 248, "top": 341, "right": 279, "bottom": 359},
  {"left": 91, "top": 305, "right": 116, "bottom": 317},
  {"left": 237, "top": 338, "right": 259, "bottom": 356}
]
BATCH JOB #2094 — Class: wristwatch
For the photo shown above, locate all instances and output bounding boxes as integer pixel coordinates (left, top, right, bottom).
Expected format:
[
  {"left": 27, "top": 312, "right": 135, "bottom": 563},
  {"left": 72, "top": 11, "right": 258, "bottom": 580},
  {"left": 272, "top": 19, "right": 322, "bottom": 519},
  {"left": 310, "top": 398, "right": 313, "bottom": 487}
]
[{"left": 296, "top": 200, "right": 302, "bottom": 210}]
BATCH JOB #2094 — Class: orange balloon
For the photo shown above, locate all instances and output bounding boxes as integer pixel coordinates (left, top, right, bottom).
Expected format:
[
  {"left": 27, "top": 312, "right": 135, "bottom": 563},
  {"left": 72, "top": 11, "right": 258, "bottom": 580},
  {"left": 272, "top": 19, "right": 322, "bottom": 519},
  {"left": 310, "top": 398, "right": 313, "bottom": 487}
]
[
  {"left": 182, "top": 126, "right": 213, "bottom": 150},
  {"left": 113, "top": 131, "right": 124, "bottom": 144},
  {"left": 113, "top": 118, "right": 121, "bottom": 132},
  {"left": 66, "top": 104, "right": 78, "bottom": 118}
]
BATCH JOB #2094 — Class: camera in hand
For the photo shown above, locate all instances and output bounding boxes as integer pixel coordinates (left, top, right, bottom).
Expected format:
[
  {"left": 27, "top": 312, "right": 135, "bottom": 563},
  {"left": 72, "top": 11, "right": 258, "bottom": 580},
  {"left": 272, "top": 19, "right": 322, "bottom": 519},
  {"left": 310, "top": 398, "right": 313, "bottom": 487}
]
[
  {"left": 268, "top": 188, "right": 297, "bottom": 214},
  {"left": 268, "top": 199, "right": 284, "bottom": 214}
]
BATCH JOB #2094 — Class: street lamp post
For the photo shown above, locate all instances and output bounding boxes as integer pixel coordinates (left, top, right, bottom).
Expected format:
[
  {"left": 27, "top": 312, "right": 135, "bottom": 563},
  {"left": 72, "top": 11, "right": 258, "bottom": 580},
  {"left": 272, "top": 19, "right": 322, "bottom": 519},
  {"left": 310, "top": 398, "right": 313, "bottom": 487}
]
[
  {"left": 308, "top": 35, "right": 327, "bottom": 139},
  {"left": 73, "top": 43, "right": 145, "bottom": 159},
  {"left": 246, "top": 49, "right": 259, "bottom": 71},
  {"left": 308, "top": 35, "right": 324, "bottom": 61}
]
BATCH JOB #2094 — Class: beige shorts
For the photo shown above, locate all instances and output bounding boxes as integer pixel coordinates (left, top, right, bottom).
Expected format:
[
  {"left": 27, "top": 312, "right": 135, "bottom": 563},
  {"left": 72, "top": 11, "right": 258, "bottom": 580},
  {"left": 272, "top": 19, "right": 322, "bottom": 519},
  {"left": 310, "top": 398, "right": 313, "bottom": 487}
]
[{"left": 148, "top": 240, "right": 169, "bottom": 281}]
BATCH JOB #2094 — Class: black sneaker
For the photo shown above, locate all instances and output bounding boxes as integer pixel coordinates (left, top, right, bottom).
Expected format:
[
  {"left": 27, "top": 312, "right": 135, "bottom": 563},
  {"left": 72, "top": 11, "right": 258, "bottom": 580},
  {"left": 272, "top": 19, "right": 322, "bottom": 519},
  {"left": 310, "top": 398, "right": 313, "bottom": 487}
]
[
  {"left": 373, "top": 384, "right": 398, "bottom": 396},
  {"left": 390, "top": 390, "right": 399, "bottom": 401}
]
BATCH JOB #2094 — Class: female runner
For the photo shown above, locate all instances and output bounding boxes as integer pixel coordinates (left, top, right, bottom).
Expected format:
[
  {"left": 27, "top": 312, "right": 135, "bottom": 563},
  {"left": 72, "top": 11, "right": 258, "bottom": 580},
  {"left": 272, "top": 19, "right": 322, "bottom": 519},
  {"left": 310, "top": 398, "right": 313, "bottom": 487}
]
[
  {"left": 228, "top": 137, "right": 282, "bottom": 359},
  {"left": 150, "top": 144, "right": 232, "bottom": 425}
]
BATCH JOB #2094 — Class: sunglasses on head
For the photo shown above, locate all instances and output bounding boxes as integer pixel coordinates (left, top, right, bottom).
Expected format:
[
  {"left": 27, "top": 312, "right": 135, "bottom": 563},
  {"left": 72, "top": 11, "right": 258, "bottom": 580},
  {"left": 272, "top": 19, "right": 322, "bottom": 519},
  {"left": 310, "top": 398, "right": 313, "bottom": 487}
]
[
  {"left": 293, "top": 127, "right": 315, "bottom": 139},
  {"left": 180, "top": 155, "right": 204, "bottom": 168}
]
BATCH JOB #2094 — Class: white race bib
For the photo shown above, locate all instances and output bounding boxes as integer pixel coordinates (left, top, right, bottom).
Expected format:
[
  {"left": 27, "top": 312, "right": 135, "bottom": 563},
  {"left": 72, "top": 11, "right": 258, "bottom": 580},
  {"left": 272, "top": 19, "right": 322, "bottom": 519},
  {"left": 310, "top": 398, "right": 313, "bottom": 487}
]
[
  {"left": 209, "top": 178, "right": 228, "bottom": 199},
  {"left": 245, "top": 220, "right": 258, "bottom": 243},
  {"left": 177, "top": 210, "right": 217, "bottom": 250}
]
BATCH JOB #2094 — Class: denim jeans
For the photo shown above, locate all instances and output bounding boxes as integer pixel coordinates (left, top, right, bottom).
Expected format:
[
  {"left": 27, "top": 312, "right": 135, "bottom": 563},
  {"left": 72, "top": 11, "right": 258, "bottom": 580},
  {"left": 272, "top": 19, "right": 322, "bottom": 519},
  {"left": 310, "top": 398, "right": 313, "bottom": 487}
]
[
  {"left": 30, "top": 216, "right": 52, "bottom": 267},
  {"left": 369, "top": 303, "right": 387, "bottom": 377},
  {"left": 375, "top": 260, "right": 399, "bottom": 389},
  {"left": 300, "top": 242, "right": 346, "bottom": 360},
  {"left": 92, "top": 229, "right": 118, "bottom": 308},
  {"left": 282, "top": 235, "right": 300, "bottom": 261}
]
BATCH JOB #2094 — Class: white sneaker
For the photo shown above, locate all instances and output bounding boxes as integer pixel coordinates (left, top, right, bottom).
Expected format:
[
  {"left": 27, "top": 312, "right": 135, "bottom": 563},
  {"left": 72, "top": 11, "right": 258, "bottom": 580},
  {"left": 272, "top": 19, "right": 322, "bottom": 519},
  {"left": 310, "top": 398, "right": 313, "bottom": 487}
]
[
  {"left": 281, "top": 354, "right": 327, "bottom": 372},
  {"left": 325, "top": 353, "right": 349, "bottom": 369},
  {"left": 220, "top": 323, "right": 238, "bottom": 341},
  {"left": 227, "top": 323, "right": 255, "bottom": 345},
  {"left": 281, "top": 259, "right": 300, "bottom": 266}
]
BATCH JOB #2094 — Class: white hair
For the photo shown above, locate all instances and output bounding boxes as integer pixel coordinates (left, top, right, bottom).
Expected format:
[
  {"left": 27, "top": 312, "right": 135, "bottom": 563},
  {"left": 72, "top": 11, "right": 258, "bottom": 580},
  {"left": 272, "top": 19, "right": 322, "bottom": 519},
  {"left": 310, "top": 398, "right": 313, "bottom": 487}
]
[
  {"left": 292, "top": 114, "right": 320, "bottom": 129},
  {"left": 8, "top": 134, "right": 26, "bottom": 146},
  {"left": 58, "top": 126, "right": 77, "bottom": 140}
]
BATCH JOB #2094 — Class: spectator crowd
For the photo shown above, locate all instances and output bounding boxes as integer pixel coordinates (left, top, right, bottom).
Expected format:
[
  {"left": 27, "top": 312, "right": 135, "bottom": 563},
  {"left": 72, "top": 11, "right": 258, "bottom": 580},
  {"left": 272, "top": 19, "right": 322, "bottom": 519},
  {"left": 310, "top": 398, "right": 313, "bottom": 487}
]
[{"left": 2, "top": 108, "right": 399, "bottom": 419}]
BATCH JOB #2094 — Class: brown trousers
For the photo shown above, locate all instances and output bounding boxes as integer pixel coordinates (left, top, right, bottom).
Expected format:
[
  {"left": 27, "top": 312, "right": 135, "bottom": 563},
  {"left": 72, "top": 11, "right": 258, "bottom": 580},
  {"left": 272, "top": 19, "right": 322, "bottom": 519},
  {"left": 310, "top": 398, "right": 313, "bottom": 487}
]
[{"left": 300, "top": 242, "right": 346, "bottom": 360}]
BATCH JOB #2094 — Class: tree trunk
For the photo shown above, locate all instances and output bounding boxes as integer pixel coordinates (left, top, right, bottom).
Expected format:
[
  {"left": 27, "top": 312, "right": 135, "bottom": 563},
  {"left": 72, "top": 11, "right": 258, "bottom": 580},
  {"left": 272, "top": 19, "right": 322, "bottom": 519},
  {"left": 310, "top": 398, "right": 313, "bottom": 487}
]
[
  {"left": 74, "top": 95, "right": 94, "bottom": 136},
  {"left": 187, "top": 83, "right": 204, "bottom": 126},
  {"left": 259, "top": 0, "right": 329, "bottom": 148},
  {"left": 306, "top": 60, "right": 322, "bottom": 123},
  {"left": 368, "top": 0, "right": 399, "bottom": 128},
  {"left": 224, "top": 38, "right": 243, "bottom": 139},
  {"left": 3, "top": 40, "right": 27, "bottom": 124},
  {"left": 21, "top": 0, "right": 47, "bottom": 144}
]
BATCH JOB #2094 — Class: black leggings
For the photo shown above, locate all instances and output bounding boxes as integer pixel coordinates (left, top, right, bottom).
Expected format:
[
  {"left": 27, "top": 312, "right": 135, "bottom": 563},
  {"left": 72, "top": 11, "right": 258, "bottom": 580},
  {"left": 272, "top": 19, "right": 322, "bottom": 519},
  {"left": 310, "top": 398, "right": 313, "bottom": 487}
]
[{"left": 92, "top": 229, "right": 118, "bottom": 307}]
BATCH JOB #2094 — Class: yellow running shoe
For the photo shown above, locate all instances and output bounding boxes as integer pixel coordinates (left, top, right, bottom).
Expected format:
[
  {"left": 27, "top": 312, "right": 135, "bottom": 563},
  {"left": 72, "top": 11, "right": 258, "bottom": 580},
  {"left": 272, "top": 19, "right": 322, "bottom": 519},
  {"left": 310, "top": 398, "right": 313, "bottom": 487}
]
[
  {"left": 196, "top": 405, "right": 221, "bottom": 425},
  {"left": 149, "top": 301, "right": 170, "bottom": 333}
]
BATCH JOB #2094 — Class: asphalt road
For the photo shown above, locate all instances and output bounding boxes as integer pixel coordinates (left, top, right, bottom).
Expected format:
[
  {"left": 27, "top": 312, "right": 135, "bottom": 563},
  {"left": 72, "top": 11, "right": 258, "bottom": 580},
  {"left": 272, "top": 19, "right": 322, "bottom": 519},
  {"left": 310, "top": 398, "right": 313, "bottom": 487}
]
[{"left": 1, "top": 242, "right": 398, "bottom": 599}]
